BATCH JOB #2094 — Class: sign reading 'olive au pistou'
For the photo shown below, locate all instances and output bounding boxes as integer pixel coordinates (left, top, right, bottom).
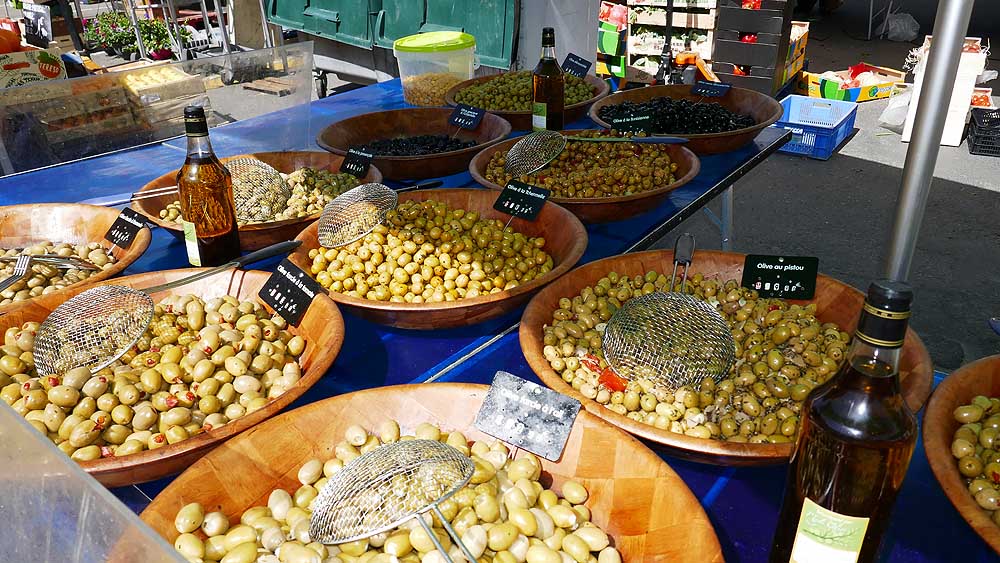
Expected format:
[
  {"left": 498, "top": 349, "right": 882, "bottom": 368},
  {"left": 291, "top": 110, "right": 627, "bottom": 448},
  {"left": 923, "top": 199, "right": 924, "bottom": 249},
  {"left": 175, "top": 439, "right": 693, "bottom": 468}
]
[{"left": 741, "top": 255, "right": 819, "bottom": 300}]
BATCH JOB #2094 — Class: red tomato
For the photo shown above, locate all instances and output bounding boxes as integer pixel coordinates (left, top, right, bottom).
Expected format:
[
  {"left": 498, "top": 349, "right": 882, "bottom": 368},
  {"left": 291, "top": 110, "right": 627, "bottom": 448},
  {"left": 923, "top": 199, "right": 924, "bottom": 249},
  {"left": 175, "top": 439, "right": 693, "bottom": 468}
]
[{"left": 598, "top": 367, "right": 628, "bottom": 392}]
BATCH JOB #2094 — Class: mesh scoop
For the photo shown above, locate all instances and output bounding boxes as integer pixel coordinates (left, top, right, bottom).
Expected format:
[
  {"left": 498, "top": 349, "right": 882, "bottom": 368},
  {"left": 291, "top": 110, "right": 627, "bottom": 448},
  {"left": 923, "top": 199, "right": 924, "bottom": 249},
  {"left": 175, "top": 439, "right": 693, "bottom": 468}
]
[
  {"left": 602, "top": 234, "right": 736, "bottom": 390},
  {"left": 227, "top": 157, "right": 290, "bottom": 224},
  {"left": 317, "top": 183, "right": 398, "bottom": 248},
  {"left": 503, "top": 130, "right": 567, "bottom": 177},
  {"left": 33, "top": 285, "right": 154, "bottom": 376},
  {"left": 310, "top": 439, "right": 476, "bottom": 563}
]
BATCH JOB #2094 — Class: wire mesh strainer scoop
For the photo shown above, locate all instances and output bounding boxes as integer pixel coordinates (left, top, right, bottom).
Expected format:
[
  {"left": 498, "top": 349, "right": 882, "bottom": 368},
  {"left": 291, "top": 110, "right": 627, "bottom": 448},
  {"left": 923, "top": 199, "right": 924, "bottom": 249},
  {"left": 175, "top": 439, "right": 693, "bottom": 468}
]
[
  {"left": 317, "top": 183, "right": 399, "bottom": 248},
  {"left": 310, "top": 439, "right": 477, "bottom": 562},
  {"left": 503, "top": 130, "right": 567, "bottom": 177},
  {"left": 602, "top": 234, "right": 736, "bottom": 390},
  {"left": 226, "top": 157, "right": 291, "bottom": 224}
]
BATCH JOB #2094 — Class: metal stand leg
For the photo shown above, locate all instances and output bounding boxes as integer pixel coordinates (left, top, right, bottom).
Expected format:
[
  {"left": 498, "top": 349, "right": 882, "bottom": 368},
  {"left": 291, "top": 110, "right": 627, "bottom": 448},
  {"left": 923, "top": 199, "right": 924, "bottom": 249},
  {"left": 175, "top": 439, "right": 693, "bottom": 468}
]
[{"left": 720, "top": 185, "right": 734, "bottom": 251}]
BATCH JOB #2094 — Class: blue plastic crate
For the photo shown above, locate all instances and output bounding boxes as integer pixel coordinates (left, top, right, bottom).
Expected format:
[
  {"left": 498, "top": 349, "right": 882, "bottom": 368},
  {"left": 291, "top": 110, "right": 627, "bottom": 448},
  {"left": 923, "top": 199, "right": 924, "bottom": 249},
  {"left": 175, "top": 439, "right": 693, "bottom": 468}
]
[{"left": 771, "top": 95, "right": 858, "bottom": 160}]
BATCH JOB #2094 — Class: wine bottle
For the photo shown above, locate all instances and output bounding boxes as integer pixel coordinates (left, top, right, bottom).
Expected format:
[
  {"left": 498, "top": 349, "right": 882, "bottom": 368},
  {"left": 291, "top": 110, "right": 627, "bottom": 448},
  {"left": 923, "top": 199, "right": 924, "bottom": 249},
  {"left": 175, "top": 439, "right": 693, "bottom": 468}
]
[
  {"left": 532, "top": 27, "right": 565, "bottom": 132},
  {"left": 770, "top": 280, "right": 917, "bottom": 563},
  {"left": 176, "top": 106, "right": 241, "bottom": 267}
]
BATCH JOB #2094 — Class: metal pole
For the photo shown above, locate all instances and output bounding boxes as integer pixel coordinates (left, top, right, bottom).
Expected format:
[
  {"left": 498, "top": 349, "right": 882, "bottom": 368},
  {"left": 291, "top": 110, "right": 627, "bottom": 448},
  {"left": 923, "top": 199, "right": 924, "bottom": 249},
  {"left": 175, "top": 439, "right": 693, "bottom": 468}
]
[{"left": 884, "top": 0, "right": 973, "bottom": 281}]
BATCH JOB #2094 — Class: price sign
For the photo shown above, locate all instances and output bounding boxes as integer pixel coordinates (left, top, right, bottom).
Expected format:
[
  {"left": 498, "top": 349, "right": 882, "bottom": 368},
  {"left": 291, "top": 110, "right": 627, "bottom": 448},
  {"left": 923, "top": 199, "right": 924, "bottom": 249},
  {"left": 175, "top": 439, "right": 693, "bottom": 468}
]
[
  {"left": 691, "top": 80, "right": 732, "bottom": 97},
  {"left": 339, "top": 147, "right": 374, "bottom": 178},
  {"left": 22, "top": 3, "right": 51, "bottom": 48},
  {"left": 607, "top": 109, "right": 653, "bottom": 134},
  {"left": 448, "top": 103, "right": 486, "bottom": 130},
  {"left": 561, "top": 53, "right": 593, "bottom": 78},
  {"left": 258, "top": 259, "right": 323, "bottom": 326},
  {"left": 103, "top": 208, "right": 146, "bottom": 249},
  {"left": 474, "top": 371, "right": 581, "bottom": 461},
  {"left": 493, "top": 180, "right": 550, "bottom": 221},
  {"left": 741, "top": 255, "right": 819, "bottom": 300}
]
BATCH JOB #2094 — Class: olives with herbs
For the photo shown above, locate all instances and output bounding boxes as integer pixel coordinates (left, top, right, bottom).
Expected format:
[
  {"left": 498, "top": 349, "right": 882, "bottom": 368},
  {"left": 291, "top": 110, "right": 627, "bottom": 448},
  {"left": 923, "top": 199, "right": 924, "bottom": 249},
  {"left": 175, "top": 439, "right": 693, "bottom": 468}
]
[
  {"left": 454, "top": 70, "right": 594, "bottom": 112},
  {"left": 597, "top": 97, "right": 756, "bottom": 135},
  {"left": 951, "top": 394, "right": 1000, "bottom": 526}
]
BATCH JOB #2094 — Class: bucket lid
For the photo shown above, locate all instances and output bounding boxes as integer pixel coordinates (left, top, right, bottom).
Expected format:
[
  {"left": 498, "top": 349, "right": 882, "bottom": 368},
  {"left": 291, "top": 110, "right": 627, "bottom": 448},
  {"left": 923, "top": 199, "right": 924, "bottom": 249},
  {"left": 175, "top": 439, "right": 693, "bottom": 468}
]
[{"left": 393, "top": 31, "right": 476, "bottom": 53}]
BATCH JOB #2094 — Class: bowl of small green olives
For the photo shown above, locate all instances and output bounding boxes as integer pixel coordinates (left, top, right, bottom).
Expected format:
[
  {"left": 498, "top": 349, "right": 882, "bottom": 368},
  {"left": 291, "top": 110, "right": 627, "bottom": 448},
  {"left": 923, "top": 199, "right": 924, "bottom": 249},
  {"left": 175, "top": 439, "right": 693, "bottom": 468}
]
[
  {"left": 445, "top": 71, "right": 610, "bottom": 130},
  {"left": 520, "top": 249, "right": 934, "bottom": 465},
  {"left": 132, "top": 151, "right": 383, "bottom": 251},
  {"left": 0, "top": 267, "right": 343, "bottom": 487},
  {"left": 924, "top": 355, "right": 1000, "bottom": 554}
]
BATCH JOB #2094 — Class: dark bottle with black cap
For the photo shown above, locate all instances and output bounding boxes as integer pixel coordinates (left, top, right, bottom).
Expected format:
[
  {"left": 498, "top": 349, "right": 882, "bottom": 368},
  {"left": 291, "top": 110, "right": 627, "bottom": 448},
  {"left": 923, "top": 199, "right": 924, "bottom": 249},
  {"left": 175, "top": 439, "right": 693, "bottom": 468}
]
[
  {"left": 176, "top": 106, "right": 240, "bottom": 267},
  {"left": 770, "top": 280, "right": 917, "bottom": 563},
  {"left": 531, "top": 27, "right": 564, "bottom": 131}
]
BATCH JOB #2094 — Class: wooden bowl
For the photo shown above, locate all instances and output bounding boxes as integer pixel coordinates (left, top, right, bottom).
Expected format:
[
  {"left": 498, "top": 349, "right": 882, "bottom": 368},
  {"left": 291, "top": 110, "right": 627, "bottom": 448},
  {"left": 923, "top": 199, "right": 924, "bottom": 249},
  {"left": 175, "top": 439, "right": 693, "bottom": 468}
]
[
  {"left": 588, "top": 85, "right": 784, "bottom": 155},
  {"left": 468, "top": 130, "right": 701, "bottom": 224},
  {"left": 131, "top": 151, "right": 383, "bottom": 251},
  {"left": 140, "top": 383, "right": 725, "bottom": 562},
  {"left": 445, "top": 74, "right": 611, "bottom": 131},
  {"left": 0, "top": 268, "right": 343, "bottom": 487},
  {"left": 290, "top": 188, "right": 588, "bottom": 330},
  {"left": 520, "top": 249, "right": 935, "bottom": 465},
  {"left": 315, "top": 107, "right": 512, "bottom": 181},
  {"left": 0, "top": 203, "right": 151, "bottom": 315},
  {"left": 924, "top": 355, "right": 1000, "bottom": 553}
]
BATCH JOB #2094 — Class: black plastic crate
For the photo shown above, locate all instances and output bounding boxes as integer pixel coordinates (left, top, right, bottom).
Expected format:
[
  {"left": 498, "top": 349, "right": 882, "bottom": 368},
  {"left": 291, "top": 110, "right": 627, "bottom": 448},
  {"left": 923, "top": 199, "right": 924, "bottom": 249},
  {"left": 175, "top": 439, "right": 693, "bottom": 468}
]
[{"left": 968, "top": 108, "right": 1000, "bottom": 157}]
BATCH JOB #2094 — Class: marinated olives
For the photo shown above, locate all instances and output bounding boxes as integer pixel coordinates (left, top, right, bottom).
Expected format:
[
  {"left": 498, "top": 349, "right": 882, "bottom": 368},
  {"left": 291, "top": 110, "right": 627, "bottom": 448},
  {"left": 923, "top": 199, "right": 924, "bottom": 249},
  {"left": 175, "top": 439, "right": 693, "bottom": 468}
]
[
  {"left": 597, "top": 97, "right": 756, "bottom": 135},
  {"left": 951, "top": 395, "right": 1000, "bottom": 527},
  {"left": 0, "top": 242, "right": 117, "bottom": 306},
  {"left": 357, "top": 134, "right": 476, "bottom": 157},
  {"left": 454, "top": 70, "right": 594, "bottom": 112}
]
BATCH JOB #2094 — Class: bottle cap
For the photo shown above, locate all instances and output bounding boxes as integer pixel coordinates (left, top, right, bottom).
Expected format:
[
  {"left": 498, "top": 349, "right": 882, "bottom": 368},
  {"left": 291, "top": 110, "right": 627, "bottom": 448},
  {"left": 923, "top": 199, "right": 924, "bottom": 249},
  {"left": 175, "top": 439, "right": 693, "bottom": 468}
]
[
  {"left": 184, "top": 105, "right": 208, "bottom": 136},
  {"left": 542, "top": 27, "right": 555, "bottom": 46},
  {"left": 184, "top": 105, "right": 206, "bottom": 119},
  {"left": 866, "top": 280, "right": 913, "bottom": 313}
]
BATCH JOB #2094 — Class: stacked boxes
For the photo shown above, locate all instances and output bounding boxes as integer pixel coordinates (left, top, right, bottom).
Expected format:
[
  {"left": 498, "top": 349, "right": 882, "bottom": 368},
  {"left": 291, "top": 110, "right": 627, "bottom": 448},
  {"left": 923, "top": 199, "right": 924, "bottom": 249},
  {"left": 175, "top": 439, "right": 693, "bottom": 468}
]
[
  {"left": 626, "top": 0, "right": 717, "bottom": 83},
  {"left": 711, "top": 0, "right": 796, "bottom": 94}
]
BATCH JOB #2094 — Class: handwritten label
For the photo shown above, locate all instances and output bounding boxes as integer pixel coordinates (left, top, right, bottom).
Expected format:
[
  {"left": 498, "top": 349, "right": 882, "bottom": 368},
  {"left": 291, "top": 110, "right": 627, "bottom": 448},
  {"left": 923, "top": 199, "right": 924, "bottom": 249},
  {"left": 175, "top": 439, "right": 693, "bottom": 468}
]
[
  {"left": 493, "top": 180, "right": 550, "bottom": 221},
  {"left": 448, "top": 103, "right": 486, "bottom": 130},
  {"left": 691, "top": 80, "right": 732, "bottom": 97},
  {"left": 741, "top": 255, "right": 819, "bottom": 299},
  {"left": 607, "top": 109, "right": 653, "bottom": 134},
  {"left": 339, "top": 147, "right": 373, "bottom": 178},
  {"left": 474, "top": 371, "right": 581, "bottom": 461},
  {"left": 103, "top": 208, "right": 146, "bottom": 249},
  {"left": 561, "top": 53, "right": 593, "bottom": 78},
  {"left": 258, "top": 259, "right": 322, "bottom": 326}
]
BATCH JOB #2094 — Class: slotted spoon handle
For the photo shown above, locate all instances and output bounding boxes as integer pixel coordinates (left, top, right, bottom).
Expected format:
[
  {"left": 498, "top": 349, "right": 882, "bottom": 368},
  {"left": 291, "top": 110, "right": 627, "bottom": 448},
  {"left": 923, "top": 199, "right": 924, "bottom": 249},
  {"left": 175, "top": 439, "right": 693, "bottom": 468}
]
[
  {"left": 990, "top": 317, "right": 1000, "bottom": 335},
  {"left": 564, "top": 135, "right": 688, "bottom": 144},
  {"left": 671, "top": 233, "right": 696, "bottom": 291},
  {"left": 397, "top": 180, "right": 444, "bottom": 193},
  {"left": 143, "top": 240, "right": 302, "bottom": 294}
]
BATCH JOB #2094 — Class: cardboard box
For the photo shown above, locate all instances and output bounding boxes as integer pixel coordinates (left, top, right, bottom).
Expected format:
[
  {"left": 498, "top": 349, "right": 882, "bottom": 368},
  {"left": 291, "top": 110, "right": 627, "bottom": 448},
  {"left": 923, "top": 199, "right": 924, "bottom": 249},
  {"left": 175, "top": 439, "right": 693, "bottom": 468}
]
[
  {"left": 0, "top": 47, "right": 66, "bottom": 89},
  {"left": 797, "top": 63, "right": 904, "bottom": 102},
  {"left": 787, "top": 21, "right": 808, "bottom": 62},
  {"left": 121, "top": 66, "right": 205, "bottom": 105}
]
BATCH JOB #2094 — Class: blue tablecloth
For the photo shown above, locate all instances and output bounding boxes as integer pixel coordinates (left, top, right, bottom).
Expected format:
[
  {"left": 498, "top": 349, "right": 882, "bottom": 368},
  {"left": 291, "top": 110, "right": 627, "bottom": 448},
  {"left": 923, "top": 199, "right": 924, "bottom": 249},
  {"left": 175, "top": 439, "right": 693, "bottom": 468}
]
[{"left": 0, "top": 80, "right": 989, "bottom": 562}]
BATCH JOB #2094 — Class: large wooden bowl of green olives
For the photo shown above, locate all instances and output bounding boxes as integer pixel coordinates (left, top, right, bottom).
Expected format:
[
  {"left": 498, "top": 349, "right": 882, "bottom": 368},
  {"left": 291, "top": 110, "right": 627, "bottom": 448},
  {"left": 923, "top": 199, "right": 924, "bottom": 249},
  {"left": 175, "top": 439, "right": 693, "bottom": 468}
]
[
  {"left": 924, "top": 355, "right": 1000, "bottom": 554},
  {"left": 519, "top": 249, "right": 934, "bottom": 465},
  {"left": 131, "top": 151, "right": 383, "bottom": 251},
  {"left": 469, "top": 130, "right": 701, "bottom": 223},
  {"left": 444, "top": 71, "right": 610, "bottom": 131}
]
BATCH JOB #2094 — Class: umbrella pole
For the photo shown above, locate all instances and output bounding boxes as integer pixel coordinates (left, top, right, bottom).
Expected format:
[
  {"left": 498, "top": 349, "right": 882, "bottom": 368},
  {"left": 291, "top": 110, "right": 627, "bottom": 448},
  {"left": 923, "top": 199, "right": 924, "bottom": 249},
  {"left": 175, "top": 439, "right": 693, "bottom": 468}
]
[{"left": 884, "top": 0, "right": 974, "bottom": 281}]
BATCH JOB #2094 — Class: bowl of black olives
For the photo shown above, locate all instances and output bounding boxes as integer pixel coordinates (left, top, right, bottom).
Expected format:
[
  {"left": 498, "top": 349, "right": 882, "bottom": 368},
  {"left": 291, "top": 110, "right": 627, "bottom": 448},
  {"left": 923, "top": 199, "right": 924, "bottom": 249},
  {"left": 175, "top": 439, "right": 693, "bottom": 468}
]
[
  {"left": 317, "top": 107, "right": 512, "bottom": 181},
  {"left": 589, "top": 84, "right": 783, "bottom": 155}
]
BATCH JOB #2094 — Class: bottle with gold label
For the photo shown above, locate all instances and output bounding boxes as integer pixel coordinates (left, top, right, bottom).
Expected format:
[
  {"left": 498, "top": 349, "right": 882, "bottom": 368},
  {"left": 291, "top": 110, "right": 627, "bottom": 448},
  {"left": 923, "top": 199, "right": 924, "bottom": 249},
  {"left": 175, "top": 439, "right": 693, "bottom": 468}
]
[
  {"left": 770, "top": 280, "right": 917, "bottom": 563},
  {"left": 176, "top": 106, "right": 240, "bottom": 267},
  {"left": 532, "top": 27, "right": 564, "bottom": 131}
]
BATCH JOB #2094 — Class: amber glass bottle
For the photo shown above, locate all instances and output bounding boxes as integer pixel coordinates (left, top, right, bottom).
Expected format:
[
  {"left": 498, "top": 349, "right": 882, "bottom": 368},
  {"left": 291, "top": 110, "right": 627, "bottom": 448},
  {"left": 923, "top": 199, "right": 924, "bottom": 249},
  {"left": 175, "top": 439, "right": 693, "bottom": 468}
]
[
  {"left": 531, "top": 27, "right": 564, "bottom": 131},
  {"left": 176, "top": 106, "right": 240, "bottom": 267},
  {"left": 770, "top": 280, "right": 917, "bottom": 563}
]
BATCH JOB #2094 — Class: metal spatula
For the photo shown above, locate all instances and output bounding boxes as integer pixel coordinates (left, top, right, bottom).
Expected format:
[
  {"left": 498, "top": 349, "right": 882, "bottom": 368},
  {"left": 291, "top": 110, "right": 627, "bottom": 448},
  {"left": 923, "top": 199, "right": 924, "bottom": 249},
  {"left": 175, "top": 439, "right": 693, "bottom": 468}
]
[
  {"left": 602, "top": 233, "right": 736, "bottom": 390},
  {"left": 32, "top": 240, "right": 301, "bottom": 376},
  {"left": 310, "top": 439, "right": 477, "bottom": 563},
  {"left": 317, "top": 183, "right": 399, "bottom": 248}
]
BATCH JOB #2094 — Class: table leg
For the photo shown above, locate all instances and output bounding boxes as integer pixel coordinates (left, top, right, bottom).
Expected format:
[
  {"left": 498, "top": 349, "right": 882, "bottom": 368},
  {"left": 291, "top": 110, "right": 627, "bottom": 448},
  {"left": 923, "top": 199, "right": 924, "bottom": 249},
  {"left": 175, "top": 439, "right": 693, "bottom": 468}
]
[{"left": 721, "top": 184, "right": 734, "bottom": 251}]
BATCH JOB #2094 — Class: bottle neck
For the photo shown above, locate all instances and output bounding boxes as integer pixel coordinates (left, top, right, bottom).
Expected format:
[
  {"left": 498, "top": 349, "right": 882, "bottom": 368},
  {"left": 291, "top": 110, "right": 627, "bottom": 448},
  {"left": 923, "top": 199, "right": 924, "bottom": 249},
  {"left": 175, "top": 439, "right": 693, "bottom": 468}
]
[
  {"left": 185, "top": 133, "right": 215, "bottom": 158},
  {"left": 836, "top": 304, "right": 909, "bottom": 391},
  {"left": 541, "top": 45, "right": 557, "bottom": 60}
]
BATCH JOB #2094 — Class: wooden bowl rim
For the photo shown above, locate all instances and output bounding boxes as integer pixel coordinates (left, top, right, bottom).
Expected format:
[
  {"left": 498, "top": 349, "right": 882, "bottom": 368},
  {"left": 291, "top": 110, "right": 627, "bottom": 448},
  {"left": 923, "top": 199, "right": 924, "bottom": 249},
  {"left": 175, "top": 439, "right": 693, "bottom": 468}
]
[
  {"left": 0, "top": 202, "right": 151, "bottom": 314},
  {"left": 130, "top": 151, "right": 383, "bottom": 235},
  {"left": 468, "top": 129, "right": 702, "bottom": 206},
  {"left": 520, "top": 248, "right": 934, "bottom": 464},
  {"left": 315, "top": 107, "right": 514, "bottom": 162},
  {"left": 923, "top": 354, "right": 1000, "bottom": 553},
  {"left": 4, "top": 267, "right": 345, "bottom": 483},
  {"left": 293, "top": 188, "right": 588, "bottom": 314},
  {"left": 444, "top": 74, "right": 611, "bottom": 115},
  {"left": 588, "top": 84, "right": 784, "bottom": 140}
]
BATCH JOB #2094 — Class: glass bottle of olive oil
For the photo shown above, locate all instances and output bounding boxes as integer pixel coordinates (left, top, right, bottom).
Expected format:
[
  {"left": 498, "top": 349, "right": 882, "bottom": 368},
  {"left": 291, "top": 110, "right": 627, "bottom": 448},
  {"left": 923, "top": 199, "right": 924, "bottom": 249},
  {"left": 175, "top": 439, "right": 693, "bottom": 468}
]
[
  {"left": 532, "top": 27, "right": 564, "bottom": 131},
  {"left": 770, "top": 280, "right": 917, "bottom": 563},
  {"left": 176, "top": 106, "right": 240, "bottom": 267}
]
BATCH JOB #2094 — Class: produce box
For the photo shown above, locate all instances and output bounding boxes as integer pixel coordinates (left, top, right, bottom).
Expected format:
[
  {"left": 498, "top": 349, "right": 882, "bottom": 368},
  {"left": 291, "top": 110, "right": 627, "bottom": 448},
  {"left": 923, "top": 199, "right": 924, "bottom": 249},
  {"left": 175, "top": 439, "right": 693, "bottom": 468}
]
[
  {"left": 121, "top": 65, "right": 205, "bottom": 105},
  {"left": 787, "top": 21, "right": 808, "bottom": 62},
  {"left": 797, "top": 63, "right": 904, "bottom": 102},
  {"left": 45, "top": 110, "right": 136, "bottom": 144},
  {"left": 137, "top": 93, "right": 211, "bottom": 125},
  {"left": 0, "top": 47, "right": 66, "bottom": 88}
]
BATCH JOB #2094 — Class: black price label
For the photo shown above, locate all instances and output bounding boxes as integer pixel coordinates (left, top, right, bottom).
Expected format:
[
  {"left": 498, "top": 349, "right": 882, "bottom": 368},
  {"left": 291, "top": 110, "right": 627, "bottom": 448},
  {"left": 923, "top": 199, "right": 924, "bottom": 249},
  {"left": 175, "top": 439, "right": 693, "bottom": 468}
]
[
  {"left": 607, "top": 109, "right": 653, "bottom": 134},
  {"left": 103, "top": 207, "right": 146, "bottom": 249},
  {"left": 474, "top": 371, "right": 581, "bottom": 462},
  {"left": 493, "top": 180, "right": 550, "bottom": 221},
  {"left": 258, "top": 258, "right": 323, "bottom": 326},
  {"left": 339, "top": 147, "right": 373, "bottom": 178},
  {"left": 741, "top": 255, "right": 819, "bottom": 299},
  {"left": 561, "top": 53, "right": 593, "bottom": 78},
  {"left": 691, "top": 80, "right": 732, "bottom": 97},
  {"left": 448, "top": 103, "right": 486, "bottom": 130}
]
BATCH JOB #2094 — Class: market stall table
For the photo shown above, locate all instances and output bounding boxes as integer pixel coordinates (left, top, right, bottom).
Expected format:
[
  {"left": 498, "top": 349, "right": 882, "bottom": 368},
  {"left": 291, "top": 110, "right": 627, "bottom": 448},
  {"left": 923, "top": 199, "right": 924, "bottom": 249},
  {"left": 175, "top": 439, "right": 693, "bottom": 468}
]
[{"left": 0, "top": 79, "right": 990, "bottom": 562}]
